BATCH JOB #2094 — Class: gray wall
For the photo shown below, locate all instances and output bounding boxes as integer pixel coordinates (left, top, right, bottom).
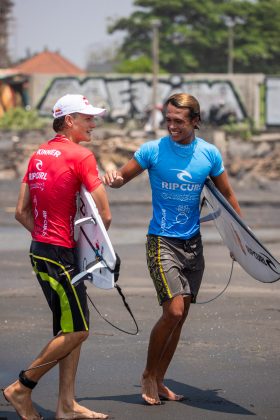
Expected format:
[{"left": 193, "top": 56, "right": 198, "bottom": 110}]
[{"left": 29, "top": 73, "right": 265, "bottom": 127}]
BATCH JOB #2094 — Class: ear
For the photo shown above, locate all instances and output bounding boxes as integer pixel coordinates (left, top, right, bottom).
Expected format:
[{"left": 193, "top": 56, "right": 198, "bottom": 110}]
[
  {"left": 192, "top": 116, "right": 200, "bottom": 130},
  {"left": 64, "top": 114, "right": 74, "bottom": 128}
]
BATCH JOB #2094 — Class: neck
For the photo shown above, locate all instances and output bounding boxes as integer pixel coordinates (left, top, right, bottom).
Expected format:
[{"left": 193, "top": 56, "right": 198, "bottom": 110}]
[
  {"left": 57, "top": 131, "right": 74, "bottom": 142},
  {"left": 171, "top": 134, "right": 195, "bottom": 145}
]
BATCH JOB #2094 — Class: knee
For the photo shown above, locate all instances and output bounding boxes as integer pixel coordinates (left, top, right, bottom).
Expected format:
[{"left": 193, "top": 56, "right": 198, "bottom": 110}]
[
  {"left": 163, "top": 309, "right": 184, "bottom": 327},
  {"left": 162, "top": 296, "right": 187, "bottom": 327},
  {"left": 74, "top": 330, "right": 89, "bottom": 344}
]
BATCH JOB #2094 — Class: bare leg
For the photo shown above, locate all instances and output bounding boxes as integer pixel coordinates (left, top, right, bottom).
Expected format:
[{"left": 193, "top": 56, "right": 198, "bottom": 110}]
[
  {"left": 157, "top": 296, "right": 191, "bottom": 401},
  {"left": 141, "top": 295, "right": 186, "bottom": 405},
  {"left": 56, "top": 345, "right": 108, "bottom": 419},
  {"left": 3, "top": 331, "right": 88, "bottom": 419}
]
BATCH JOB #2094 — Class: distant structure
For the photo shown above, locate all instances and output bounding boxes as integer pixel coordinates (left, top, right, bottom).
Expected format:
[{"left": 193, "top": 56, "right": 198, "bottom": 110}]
[
  {"left": 0, "top": 0, "right": 13, "bottom": 68},
  {"left": 13, "top": 49, "right": 84, "bottom": 75},
  {"left": 9, "top": 49, "right": 85, "bottom": 108}
]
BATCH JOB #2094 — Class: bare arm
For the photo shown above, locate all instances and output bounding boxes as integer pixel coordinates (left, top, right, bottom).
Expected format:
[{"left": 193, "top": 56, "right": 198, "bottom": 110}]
[
  {"left": 211, "top": 171, "right": 242, "bottom": 217},
  {"left": 102, "top": 158, "right": 144, "bottom": 188},
  {"left": 90, "top": 184, "right": 112, "bottom": 230},
  {"left": 15, "top": 183, "right": 34, "bottom": 232}
]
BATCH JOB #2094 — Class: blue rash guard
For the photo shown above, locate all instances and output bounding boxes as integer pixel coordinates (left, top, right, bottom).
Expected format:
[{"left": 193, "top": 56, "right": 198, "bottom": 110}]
[{"left": 134, "top": 135, "right": 224, "bottom": 239}]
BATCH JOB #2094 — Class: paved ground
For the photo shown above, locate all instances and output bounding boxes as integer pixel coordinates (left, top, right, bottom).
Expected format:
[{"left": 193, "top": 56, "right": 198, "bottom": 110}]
[{"left": 0, "top": 179, "right": 280, "bottom": 420}]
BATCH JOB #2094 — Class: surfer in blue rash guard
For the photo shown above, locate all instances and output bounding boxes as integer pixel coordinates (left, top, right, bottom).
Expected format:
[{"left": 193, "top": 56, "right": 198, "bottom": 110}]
[{"left": 103, "top": 92, "right": 242, "bottom": 406}]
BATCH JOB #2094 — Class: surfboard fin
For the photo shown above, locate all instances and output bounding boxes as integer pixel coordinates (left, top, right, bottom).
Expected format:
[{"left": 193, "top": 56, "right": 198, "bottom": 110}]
[
  {"left": 200, "top": 208, "right": 221, "bottom": 223},
  {"left": 71, "top": 261, "right": 107, "bottom": 286},
  {"left": 75, "top": 216, "right": 97, "bottom": 227}
]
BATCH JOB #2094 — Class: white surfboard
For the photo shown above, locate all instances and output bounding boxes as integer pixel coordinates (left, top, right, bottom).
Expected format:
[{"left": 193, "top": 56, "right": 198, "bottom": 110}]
[
  {"left": 71, "top": 185, "right": 117, "bottom": 289},
  {"left": 201, "top": 178, "right": 280, "bottom": 283}
]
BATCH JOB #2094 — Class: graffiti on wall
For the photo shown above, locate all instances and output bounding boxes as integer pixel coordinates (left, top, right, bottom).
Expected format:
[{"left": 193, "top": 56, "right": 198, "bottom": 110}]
[
  {"left": 37, "top": 75, "right": 247, "bottom": 124},
  {"left": 266, "top": 77, "right": 280, "bottom": 126}
]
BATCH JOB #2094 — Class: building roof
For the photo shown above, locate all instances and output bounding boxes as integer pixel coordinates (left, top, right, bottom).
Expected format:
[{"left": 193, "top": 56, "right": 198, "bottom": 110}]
[{"left": 12, "top": 50, "right": 84, "bottom": 75}]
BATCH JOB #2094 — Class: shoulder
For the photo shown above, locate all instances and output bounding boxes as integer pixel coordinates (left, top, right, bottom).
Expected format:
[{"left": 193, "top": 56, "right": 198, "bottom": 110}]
[
  {"left": 196, "top": 136, "right": 216, "bottom": 149},
  {"left": 135, "top": 137, "right": 167, "bottom": 168},
  {"left": 196, "top": 136, "right": 221, "bottom": 155},
  {"left": 139, "top": 136, "right": 168, "bottom": 152},
  {"left": 66, "top": 142, "right": 94, "bottom": 160}
]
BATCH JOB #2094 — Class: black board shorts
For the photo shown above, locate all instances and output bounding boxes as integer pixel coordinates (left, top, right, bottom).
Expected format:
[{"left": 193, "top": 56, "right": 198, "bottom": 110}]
[
  {"left": 146, "top": 233, "right": 205, "bottom": 305},
  {"left": 29, "top": 241, "right": 89, "bottom": 336}
]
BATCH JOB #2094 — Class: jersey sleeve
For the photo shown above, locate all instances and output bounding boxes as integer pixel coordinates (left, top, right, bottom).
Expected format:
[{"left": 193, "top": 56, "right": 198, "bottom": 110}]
[
  {"left": 209, "top": 146, "right": 225, "bottom": 177},
  {"left": 77, "top": 153, "right": 102, "bottom": 192},
  {"left": 22, "top": 151, "right": 37, "bottom": 183},
  {"left": 22, "top": 171, "right": 28, "bottom": 183},
  {"left": 134, "top": 141, "right": 155, "bottom": 169}
]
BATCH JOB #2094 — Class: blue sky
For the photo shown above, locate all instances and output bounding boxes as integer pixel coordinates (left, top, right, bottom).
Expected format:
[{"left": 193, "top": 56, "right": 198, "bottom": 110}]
[{"left": 9, "top": 0, "right": 134, "bottom": 69}]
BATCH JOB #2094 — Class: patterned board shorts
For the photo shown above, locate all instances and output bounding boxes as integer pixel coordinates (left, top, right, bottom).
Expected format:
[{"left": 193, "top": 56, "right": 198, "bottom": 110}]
[
  {"left": 146, "top": 233, "right": 205, "bottom": 305},
  {"left": 29, "top": 241, "right": 89, "bottom": 336}
]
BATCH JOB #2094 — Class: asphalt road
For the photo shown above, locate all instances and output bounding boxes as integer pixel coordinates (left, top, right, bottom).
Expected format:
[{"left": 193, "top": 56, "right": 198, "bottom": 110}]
[{"left": 0, "top": 179, "right": 280, "bottom": 420}]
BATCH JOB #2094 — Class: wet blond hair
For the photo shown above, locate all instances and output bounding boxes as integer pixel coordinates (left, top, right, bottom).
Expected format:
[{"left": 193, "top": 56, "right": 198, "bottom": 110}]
[{"left": 164, "top": 93, "right": 201, "bottom": 128}]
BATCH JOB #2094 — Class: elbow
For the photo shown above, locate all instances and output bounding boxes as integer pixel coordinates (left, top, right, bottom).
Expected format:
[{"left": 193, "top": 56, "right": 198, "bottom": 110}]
[
  {"left": 105, "top": 215, "right": 112, "bottom": 230},
  {"left": 102, "top": 213, "right": 112, "bottom": 230},
  {"left": 15, "top": 208, "right": 22, "bottom": 224}
]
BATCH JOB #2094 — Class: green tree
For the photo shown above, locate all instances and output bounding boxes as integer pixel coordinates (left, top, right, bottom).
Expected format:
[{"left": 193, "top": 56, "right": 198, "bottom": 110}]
[{"left": 108, "top": 0, "right": 280, "bottom": 73}]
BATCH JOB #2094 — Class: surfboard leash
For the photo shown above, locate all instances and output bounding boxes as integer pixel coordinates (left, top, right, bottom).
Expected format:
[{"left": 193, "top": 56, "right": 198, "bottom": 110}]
[
  {"left": 86, "top": 253, "right": 139, "bottom": 335},
  {"left": 197, "top": 194, "right": 235, "bottom": 304},
  {"left": 197, "top": 256, "right": 235, "bottom": 304},
  {"left": 86, "top": 287, "right": 139, "bottom": 335}
]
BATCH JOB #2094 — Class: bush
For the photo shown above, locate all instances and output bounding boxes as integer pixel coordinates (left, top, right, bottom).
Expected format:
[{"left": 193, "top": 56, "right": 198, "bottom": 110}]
[
  {"left": 222, "top": 119, "right": 253, "bottom": 141},
  {"left": 0, "top": 107, "right": 48, "bottom": 130}
]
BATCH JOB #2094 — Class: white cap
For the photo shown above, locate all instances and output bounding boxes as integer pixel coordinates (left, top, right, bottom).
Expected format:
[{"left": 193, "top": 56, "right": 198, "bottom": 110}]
[{"left": 53, "top": 94, "right": 106, "bottom": 118}]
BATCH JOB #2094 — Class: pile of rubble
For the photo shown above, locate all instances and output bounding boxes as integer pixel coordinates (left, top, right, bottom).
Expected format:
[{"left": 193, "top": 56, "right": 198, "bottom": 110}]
[
  {"left": 225, "top": 133, "right": 280, "bottom": 185},
  {"left": 94, "top": 128, "right": 280, "bottom": 188},
  {"left": 0, "top": 127, "right": 279, "bottom": 188}
]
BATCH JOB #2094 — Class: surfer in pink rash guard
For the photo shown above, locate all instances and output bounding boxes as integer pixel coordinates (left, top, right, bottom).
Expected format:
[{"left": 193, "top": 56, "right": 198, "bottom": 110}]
[
  {"left": 3, "top": 94, "right": 110, "bottom": 420},
  {"left": 103, "top": 92, "right": 242, "bottom": 406}
]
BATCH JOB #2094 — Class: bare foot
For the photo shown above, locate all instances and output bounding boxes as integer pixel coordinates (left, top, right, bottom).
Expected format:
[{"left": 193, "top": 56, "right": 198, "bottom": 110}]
[
  {"left": 141, "top": 376, "right": 161, "bottom": 405},
  {"left": 56, "top": 401, "right": 108, "bottom": 419},
  {"left": 3, "top": 381, "right": 42, "bottom": 419},
  {"left": 157, "top": 383, "right": 184, "bottom": 401}
]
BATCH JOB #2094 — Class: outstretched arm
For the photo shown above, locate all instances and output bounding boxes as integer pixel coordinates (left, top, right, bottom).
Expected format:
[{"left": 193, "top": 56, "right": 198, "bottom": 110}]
[
  {"left": 211, "top": 171, "right": 242, "bottom": 217},
  {"left": 102, "top": 158, "right": 144, "bottom": 188},
  {"left": 15, "top": 182, "right": 34, "bottom": 232},
  {"left": 90, "top": 184, "right": 112, "bottom": 230}
]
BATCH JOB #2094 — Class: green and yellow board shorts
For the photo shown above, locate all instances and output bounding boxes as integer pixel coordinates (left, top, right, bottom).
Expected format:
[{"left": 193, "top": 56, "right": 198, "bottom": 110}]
[{"left": 30, "top": 241, "right": 89, "bottom": 336}]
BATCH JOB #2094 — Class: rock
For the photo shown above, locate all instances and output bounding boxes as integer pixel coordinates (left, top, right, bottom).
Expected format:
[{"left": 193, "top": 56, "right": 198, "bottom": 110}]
[
  {"left": 0, "top": 127, "right": 279, "bottom": 187},
  {"left": 254, "top": 142, "right": 272, "bottom": 158}
]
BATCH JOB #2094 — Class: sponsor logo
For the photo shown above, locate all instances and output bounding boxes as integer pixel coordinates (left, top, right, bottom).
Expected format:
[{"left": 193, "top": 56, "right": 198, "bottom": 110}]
[
  {"left": 161, "top": 192, "right": 199, "bottom": 202},
  {"left": 246, "top": 245, "right": 280, "bottom": 274},
  {"left": 171, "top": 169, "right": 193, "bottom": 182},
  {"left": 162, "top": 182, "right": 201, "bottom": 192},
  {"left": 162, "top": 169, "right": 202, "bottom": 192},
  {"left": 35, "top": 159, "right": 43, "bottom": 170},
  {"left": 29, "top": 172, "right": 47, "bottom": 181},
  {"left": 42, "top": 210, "right": 48, "bottom": 236},
  {"left": 29, "top": 182, "right": 45, "bottom": 191},
  {"left": 36, "top": 149, "right": 61, "bottom": 158},
  {"left": 160, "top": 208, "right": 167, "bottom": 231},
  {"left": 54, "top": 107, "right": 63, "bottom": 117}
]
